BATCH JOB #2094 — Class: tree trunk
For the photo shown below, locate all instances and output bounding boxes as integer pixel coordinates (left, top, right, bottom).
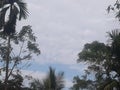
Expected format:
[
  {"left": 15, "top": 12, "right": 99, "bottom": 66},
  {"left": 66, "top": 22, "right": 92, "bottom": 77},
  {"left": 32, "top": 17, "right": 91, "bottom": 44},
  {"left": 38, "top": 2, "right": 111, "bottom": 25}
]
[
  {"left": 4, "top": 36, "right": 10, "bottom": 90},
  {"left": 4, "top": 3, "right": 13, "bottom": 90}
]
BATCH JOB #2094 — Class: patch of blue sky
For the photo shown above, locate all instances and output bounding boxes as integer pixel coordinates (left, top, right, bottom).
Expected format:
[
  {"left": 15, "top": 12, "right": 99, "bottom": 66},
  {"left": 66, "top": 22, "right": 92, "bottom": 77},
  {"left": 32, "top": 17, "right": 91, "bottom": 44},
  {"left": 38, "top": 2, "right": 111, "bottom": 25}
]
[{"left": 22, "top": 61, "right": 85, "bottom": 78}]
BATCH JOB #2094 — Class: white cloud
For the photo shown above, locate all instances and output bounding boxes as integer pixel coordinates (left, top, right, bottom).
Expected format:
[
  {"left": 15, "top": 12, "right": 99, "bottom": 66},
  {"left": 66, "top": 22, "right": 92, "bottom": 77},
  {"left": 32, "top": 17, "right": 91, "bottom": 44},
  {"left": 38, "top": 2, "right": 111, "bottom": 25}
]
[
  {"left": 21, "top": 70, "right": 46, "bottom": 79},
  {"left": 18, "top": 70, "right": 45, "bottom": 87},
  {"left": 20, "top": 0, "right": 120, "bottom": 66},
  {"left": 65, "top": 79, "right": 73, "bottom": 89},
  {"left": 69, "top": 64, "right": 88, "bottom": 72}
]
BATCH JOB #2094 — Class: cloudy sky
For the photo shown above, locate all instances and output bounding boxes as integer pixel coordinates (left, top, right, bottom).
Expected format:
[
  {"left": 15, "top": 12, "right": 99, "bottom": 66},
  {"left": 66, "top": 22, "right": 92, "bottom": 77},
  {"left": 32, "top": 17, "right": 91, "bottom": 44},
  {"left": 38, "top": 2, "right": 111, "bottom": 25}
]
[{"left": 17, "top": 0, "right": 120, "bottom": 89}]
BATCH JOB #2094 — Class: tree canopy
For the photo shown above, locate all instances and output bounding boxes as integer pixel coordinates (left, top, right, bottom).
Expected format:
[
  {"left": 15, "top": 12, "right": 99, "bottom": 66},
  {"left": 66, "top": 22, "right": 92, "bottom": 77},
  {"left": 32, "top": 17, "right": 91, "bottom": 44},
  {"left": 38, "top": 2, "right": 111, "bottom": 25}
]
[{"left": 71, "top": 30, "right": 120, "bottom": 90}]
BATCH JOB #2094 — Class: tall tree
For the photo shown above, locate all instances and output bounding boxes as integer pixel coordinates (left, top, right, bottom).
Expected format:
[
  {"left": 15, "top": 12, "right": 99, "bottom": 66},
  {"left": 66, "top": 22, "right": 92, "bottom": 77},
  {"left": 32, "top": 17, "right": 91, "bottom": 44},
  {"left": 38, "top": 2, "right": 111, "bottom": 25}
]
[
  {"left": 0, "top": 25, "right": 40, "bottom": 90},
  {"left": 0, "top": 0, "right": 29, "bottom": 90}
]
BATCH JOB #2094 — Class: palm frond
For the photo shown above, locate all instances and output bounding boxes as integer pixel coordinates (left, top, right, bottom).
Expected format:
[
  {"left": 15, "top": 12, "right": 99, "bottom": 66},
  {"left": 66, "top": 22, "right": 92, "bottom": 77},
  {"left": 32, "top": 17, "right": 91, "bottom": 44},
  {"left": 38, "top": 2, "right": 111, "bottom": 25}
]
[
  {"left": 49, "top": 67, "right": 56, "bottom": 89},
  {"left": 16, "top": 0, "right": 29, "bottom": 20},
  {"left": 107, "top": 30, "right": 120, "bottom": 57},
  {"left": 107, "top": 30, "right": 120, "bottom": 41},
  {"left": 56, "top": 72, "right": 65, "bottom": 90},
  {"left": 0, "top": 6, "right": 9, "bottom": 30}
]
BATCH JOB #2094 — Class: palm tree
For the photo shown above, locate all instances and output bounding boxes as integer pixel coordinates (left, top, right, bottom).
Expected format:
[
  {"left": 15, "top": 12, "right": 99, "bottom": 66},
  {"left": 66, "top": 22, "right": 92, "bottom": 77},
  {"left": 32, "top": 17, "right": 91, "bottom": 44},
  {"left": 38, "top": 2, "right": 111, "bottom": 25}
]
[
  {"left": 107, "top": 30, "right": 120, "bottom": 74},
  {"left": 108, "top": 30, "right": 120, "bottom": 59},
  {"left": 0, "top": 0, "right": 28, "bottom": 35},
  {"left": 30, "top": 67, "right": 65, "bottom": 90}
]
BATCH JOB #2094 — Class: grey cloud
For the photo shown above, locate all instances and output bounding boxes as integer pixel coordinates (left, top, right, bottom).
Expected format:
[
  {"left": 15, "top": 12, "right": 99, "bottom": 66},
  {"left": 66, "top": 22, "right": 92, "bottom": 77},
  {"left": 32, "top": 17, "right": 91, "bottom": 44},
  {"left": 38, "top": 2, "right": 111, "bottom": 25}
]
[{"left": 18, "top": 0, "right": 118, "bottom": 65}]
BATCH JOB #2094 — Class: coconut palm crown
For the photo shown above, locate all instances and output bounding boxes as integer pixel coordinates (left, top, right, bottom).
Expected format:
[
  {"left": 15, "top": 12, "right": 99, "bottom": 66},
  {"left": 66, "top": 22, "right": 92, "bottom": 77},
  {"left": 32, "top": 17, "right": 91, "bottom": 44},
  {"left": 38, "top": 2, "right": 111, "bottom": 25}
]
[{"left": 0, "top": 0, "right": 28, "bottom": 35}]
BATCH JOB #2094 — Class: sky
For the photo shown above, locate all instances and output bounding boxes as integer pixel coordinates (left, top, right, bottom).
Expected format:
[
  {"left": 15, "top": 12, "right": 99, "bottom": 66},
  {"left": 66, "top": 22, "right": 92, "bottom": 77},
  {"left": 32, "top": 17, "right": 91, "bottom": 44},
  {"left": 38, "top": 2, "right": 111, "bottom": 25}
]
[{"left": 16, "top": 0, "right": 120, "bottom": 89}]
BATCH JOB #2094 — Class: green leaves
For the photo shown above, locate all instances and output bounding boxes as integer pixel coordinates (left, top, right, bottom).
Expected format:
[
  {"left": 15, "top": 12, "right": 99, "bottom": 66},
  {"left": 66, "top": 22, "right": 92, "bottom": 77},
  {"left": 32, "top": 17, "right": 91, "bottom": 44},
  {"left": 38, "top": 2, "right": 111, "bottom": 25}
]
[
  {"left": 10, "top": 25, "right": 41, "bottom": 55},
  {"left": 78, "top": 41, "right": 108, "bottom": 64},
  {"left": 19, "top": 25, "right": 36, "bottom": 42},
  {"left": 27, "top": 41, "right": 40, "bottom": 55},
  {"left": 71, "top": 76, "right": 94, "bottom": 90}
]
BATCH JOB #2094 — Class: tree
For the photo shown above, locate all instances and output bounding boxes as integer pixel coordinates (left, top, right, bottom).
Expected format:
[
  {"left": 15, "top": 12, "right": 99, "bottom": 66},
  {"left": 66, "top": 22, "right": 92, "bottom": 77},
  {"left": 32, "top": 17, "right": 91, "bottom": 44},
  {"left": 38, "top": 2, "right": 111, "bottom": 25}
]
[
  {"left": 0, "top": 25, "right": 40, "bottom": 90},
  {"left": 0, "top": 0, "right": 29, "bottom": 90},
  {"left": 71, "top": 41, "right": 110, "bottom": 90},
  {"left": 71, "top": 30, "right": 120, "bottom": 90},
  {"left": 30, "top": 67, "right": 65, "bottom": 90}
]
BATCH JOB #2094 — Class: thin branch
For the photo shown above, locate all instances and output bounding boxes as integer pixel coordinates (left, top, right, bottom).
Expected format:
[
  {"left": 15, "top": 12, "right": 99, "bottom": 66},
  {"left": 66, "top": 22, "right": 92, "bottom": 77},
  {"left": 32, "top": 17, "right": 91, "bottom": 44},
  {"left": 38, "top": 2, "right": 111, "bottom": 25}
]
[
  {"left": 19, "top": 61, "right": 31, "bottom": 70},
  {"left": 4, "top": 35, "right": 11, "bottom": 90},
  {"left": 11, "top": 50, "right": 15, "bottom": 57},
  {"left": 7, "top": 41, "right": 24, "bottom": 79},
  {"left": 7, "top": 59, "right": 18, "bottom": 79},
  {"left": 18, "top": 41, "right": 24, "bottom": 57}
]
